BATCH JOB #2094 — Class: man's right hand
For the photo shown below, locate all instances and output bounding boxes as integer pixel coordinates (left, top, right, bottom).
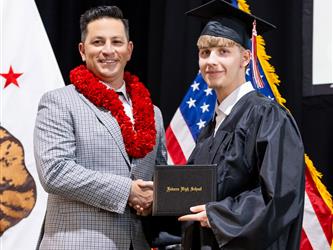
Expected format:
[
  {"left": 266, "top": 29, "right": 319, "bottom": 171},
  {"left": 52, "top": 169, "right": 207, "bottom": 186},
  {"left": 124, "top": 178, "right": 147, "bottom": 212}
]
[{"left": 128, "top": 179, "right": 153, "bottom": 215}]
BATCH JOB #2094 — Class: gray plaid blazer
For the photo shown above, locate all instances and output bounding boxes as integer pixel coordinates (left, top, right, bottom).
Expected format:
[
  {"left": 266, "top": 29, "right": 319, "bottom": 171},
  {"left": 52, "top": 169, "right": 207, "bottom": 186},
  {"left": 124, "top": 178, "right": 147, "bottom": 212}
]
[{"left": 34, "top": 84, "right": 167, "bottom": 250}]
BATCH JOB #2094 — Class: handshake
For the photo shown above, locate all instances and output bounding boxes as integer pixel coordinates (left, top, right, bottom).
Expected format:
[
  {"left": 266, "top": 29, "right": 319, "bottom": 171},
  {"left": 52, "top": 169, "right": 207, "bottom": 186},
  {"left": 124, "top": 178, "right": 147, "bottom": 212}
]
[{"left": 128, "top": 179, "right": 154, "bottom": 216}]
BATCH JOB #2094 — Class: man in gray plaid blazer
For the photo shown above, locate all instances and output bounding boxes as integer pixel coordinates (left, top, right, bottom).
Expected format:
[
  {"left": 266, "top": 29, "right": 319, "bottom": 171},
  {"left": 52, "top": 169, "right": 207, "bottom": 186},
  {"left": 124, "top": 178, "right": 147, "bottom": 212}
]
[{"left": 34, "top": 5, "right": 166, "bottom": 250}]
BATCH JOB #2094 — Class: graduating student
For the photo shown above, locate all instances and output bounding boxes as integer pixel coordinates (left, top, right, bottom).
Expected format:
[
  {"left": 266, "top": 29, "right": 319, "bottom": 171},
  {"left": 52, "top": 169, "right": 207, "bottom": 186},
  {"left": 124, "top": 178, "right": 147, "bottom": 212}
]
[{"left": 178, "top": 1, "right": 305, "bottom": 249}]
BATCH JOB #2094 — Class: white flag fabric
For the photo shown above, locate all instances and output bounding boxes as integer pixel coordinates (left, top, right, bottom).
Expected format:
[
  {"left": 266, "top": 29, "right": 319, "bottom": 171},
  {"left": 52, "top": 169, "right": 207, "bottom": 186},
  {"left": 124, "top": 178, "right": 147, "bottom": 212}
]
[{"left": 0, "top": 0, "right": 64, "bottom": 249}]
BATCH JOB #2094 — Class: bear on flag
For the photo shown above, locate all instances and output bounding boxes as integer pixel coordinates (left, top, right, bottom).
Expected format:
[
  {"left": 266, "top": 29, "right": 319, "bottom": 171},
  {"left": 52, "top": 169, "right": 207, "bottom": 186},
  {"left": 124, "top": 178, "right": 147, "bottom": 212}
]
[{"left": 0, "top": 0, "right": 64, "bottom": 249}]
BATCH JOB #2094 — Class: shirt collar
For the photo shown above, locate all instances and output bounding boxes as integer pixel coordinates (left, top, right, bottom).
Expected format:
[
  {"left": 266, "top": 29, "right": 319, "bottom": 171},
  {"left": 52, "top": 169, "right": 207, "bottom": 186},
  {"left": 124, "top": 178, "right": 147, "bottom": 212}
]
[
  {"left": 100, "top": 80, "right": 129, "bottom": 102},
  {"left": 116, "top": 82, "right": 128, "bottom": 100},
  {"left": 215, "top": 81, "right": 254, "bottom": 116}
]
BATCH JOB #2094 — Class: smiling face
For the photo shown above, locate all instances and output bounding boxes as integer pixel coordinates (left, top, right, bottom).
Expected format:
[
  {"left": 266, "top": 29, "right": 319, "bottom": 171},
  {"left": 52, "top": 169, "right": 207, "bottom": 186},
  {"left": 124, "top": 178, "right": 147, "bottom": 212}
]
[
  {"left": 79, "top": 17, "right": 133, "bottom": 88},
  {"left": 198, "top": 35, "right": 250, "bottom": 101}
]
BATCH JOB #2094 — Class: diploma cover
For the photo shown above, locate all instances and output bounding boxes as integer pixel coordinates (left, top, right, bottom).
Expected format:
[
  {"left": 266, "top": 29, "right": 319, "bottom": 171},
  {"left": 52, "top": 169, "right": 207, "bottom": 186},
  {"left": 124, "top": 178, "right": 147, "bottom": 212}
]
[{"left": 152, "top": 164, "right": 217, "bottom": 216}]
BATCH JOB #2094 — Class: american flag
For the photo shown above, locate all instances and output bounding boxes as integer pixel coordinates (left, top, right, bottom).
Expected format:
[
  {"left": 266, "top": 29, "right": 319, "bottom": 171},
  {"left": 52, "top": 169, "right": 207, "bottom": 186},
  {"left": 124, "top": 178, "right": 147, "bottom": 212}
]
[
  {"left": 166, "top": 73, "right": 216, "bottom": 165},
  {"left": 165, "top": 2, "right": 332, "bottom": 248}
]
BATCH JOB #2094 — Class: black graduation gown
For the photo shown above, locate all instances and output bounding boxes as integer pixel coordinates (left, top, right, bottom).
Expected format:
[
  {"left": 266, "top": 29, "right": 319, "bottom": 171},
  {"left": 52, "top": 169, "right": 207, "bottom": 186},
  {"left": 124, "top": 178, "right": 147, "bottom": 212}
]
[{"left": 183, "top": 91, "right": 305, "bottom": 250}]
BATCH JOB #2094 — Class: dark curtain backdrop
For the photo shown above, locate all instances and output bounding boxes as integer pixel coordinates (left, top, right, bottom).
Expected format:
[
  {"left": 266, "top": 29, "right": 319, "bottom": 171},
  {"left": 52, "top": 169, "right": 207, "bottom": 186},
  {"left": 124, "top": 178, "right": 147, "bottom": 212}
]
[{"left": 35, "top": 0, "right": 332, "bottom": 193}]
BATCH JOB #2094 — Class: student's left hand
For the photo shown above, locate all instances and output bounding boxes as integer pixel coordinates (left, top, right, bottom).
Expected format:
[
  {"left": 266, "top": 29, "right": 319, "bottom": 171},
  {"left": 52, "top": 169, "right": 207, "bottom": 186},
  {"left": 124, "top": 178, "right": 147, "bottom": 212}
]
[{"left": 178, "top": 204, "right": 211, "bottom": 228}]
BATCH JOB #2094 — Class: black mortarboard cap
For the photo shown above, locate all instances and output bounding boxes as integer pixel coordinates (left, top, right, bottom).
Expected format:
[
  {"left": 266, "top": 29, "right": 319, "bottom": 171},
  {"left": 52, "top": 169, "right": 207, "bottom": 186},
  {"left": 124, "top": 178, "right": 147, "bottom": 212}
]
[{"left": 186, "top": 0, "right": 276, "bottom": 48}]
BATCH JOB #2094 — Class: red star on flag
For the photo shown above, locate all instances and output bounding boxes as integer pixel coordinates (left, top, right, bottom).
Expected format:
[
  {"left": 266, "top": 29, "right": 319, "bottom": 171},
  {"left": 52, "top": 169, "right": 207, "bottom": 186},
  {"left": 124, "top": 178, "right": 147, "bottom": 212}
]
[{"left": 0, "top": 66, "right": 23, "bottom": 88}]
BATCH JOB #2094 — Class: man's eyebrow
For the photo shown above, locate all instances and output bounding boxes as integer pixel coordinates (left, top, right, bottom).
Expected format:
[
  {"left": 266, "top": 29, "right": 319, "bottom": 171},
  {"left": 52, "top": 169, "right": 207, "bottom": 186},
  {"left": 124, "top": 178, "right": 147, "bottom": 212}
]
[
  {"left": 89, "top": 36, "right": 104, "bottom": 40},
  {"left": 89, "top": 35, "right": 125, "bottom": 40}
]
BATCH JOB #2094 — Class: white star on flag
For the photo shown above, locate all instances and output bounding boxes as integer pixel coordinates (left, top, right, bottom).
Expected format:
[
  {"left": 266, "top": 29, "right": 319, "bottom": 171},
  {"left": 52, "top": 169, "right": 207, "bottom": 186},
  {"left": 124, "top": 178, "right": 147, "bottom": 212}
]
[
  {"left": 191, "top": 81, "right": 200, "bottom": 91},
  {"left": 246, "top": 68, "right": 250, "bottom": 76},
  {"left": 186, "top": 98, "right": 196, "bottom": 108},
  {"left": 200, "top": 102, "right": 210, "bottom": 113},
  {"left": 204, "top": 87, "right": 213, "bottom": 96},
  {"left": 196, "top": 119, "right": 206, "bottom": 129}
]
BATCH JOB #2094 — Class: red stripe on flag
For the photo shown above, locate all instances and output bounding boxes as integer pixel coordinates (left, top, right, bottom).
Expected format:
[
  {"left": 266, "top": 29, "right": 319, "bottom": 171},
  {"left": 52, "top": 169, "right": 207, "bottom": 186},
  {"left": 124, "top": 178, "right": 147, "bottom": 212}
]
[
  {"left": 166, "top": 127, "right": 187, "bottom": 164},
  {"left": 300, "top": 229, "right": 314, "bottom": 250},
  {"left": 305, "top": 165, "right": 333, "bottom": 244}
]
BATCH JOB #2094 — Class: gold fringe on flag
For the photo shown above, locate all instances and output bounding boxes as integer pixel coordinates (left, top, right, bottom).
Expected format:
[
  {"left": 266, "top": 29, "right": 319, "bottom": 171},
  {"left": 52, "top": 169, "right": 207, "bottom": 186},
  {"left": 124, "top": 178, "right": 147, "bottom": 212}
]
[
  {"left": 255, "top": 36, "right": 287, "bottom": 109},
  {"left": 305, "top": 155, "right": 333, "bottom": 213},
  {"left": 237, "top": 0, "right": 250, "bottom": 13},
  {"left": 238, "top": 0, "right": 286, "bottom": 109},
  {"left": 237, "top": 0, "right": 333, "bottom": 217}
]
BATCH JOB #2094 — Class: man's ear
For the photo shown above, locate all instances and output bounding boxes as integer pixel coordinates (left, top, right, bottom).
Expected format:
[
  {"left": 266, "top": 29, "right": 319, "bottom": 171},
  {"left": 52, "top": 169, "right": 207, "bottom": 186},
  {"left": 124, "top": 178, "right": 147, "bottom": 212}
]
[
  {"left": 79, "top": 42, "right": 86, "bottom": 62},
  {"left": 126, "top": 41, "right": 134, "bottom": 61},
  {"left": 242, "top": 49, "right": 251, "bottom": 68}
]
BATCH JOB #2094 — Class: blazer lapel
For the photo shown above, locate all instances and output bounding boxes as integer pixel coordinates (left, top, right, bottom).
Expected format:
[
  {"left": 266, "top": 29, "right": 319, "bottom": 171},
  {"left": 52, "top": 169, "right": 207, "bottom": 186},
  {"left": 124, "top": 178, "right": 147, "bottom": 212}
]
[{"left": 78, "top": 93, "right": 131, "bottom": 166}]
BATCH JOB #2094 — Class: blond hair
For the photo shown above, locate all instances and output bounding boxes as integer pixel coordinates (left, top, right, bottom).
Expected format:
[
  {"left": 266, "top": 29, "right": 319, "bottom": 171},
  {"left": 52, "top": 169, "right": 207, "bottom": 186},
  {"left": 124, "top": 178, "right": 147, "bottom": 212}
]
[{"left": 197, "top": 35, "right": 244, "bottom": 51}]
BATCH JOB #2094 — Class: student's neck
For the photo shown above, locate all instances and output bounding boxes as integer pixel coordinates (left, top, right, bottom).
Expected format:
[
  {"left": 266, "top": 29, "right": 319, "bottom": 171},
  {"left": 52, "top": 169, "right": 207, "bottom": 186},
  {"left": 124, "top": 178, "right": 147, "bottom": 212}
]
[{"left": 216, "top": 80, "right": 246, "bottom": 103}]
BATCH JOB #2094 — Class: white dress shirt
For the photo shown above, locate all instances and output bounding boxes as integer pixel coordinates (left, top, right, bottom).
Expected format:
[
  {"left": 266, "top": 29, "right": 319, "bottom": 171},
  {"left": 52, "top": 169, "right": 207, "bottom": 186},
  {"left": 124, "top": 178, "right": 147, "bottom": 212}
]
[
  {"left": 101, "top": 81, "right": 134, "bottom": 123},
  {"left": 214, "top": 81, "right": 254, "bottom": 135}
]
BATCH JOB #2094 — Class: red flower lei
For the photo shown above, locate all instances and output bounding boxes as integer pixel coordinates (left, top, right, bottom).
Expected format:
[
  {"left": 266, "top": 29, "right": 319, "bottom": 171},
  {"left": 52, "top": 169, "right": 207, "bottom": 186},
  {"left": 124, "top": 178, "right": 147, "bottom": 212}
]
[{"left": 70, "top": 65, "right": 156, "bottom": 158}]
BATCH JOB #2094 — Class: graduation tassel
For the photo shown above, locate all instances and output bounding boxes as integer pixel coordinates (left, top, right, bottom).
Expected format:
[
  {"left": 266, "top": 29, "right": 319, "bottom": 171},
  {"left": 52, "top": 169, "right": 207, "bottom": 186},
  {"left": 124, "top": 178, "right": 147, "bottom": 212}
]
[{"left": 251, "top": 20, "right": 265, "bottom": 89}]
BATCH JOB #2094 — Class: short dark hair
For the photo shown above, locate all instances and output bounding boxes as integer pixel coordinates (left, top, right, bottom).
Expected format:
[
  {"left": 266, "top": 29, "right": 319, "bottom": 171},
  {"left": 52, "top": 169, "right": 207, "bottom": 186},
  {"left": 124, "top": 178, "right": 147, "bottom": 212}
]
[{"left": 80, "top": 5, "right": 129, "bottom": 41}]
